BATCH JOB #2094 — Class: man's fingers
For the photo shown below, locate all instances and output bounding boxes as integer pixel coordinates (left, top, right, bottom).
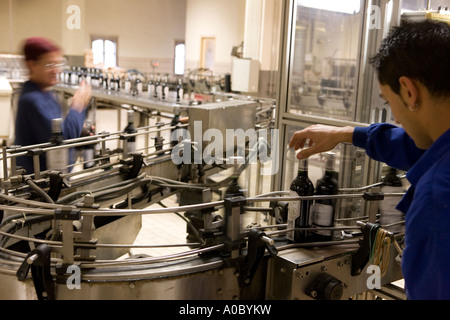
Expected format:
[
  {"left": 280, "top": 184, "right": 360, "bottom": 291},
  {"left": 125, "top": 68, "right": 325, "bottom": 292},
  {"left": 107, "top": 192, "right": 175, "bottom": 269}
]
[
  {"left": 289, "top": 132, "right": 307, "bottom": 150},
  {"left": 297, "top": 146, "right": 316, "bottom": 160}
]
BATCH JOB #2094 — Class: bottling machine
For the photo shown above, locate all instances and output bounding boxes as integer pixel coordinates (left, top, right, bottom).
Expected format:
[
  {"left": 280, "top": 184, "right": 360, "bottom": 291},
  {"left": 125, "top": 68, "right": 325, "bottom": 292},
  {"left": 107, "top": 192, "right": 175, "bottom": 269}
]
[
  {"left": 0, "top": 82, "right": 404, "bottom": 300},
  {"left": 1, "top": 0, "right": 441, "bottom": 301}
]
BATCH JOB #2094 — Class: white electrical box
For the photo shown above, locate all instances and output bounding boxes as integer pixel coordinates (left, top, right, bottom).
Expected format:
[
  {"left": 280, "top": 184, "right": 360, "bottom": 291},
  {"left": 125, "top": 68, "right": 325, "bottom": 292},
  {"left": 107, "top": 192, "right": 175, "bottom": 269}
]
[
  {"left": 231, "top": 58, "right": 260, "bottom": 93},
  {"left": 0, "top": 77, "right": 12, "bottom": 138}
]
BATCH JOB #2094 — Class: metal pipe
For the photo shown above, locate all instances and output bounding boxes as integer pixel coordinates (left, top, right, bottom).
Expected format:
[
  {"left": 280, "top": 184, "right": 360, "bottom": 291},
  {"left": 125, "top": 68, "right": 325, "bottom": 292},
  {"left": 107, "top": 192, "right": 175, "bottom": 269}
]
[{"left": 81, "top": 244, "right": 225, "bottom": 268}]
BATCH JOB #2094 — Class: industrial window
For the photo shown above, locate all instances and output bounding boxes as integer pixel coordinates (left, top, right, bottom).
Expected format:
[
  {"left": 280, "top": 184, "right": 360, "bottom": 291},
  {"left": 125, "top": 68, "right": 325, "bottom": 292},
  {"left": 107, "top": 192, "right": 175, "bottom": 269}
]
[
  {"left": 174, "top": 41, "right": 185, "bottom": 75},
  {"left": 91, "top": 37, "right": 117, "bottom": 69}
]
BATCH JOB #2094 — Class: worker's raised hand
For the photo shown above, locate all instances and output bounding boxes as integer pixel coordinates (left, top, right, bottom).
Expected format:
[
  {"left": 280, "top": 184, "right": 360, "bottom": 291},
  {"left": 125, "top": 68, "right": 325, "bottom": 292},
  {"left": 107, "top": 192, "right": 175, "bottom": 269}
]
[
  {"left": 289, "top": 124, "right": 354, "bottom": 160},
  {"left": 71, "top": 80, "right": 92, "bottom": 113}
]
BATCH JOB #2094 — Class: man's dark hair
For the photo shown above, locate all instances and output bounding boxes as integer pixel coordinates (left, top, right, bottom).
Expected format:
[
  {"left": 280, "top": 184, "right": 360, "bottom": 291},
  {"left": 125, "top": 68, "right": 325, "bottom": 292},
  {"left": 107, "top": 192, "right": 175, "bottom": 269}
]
[{"left": 370, "top": 19, "right": 450, "bottom": 98}]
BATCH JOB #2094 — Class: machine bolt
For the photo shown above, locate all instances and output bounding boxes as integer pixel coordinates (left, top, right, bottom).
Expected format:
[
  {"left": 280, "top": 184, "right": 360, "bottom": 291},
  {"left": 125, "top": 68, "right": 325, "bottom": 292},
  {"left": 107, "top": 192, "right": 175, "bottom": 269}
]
[
  {"left": 26, "top": 254, "right": 39, "bottom": 265},
  {"left": 321, "top": 266, "right": 328, "bottom": 272}
]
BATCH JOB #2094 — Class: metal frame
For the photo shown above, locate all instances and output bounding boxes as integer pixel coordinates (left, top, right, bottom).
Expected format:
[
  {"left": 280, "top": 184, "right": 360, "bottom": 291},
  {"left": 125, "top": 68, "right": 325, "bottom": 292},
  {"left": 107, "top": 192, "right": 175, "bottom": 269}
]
[{"left": 271, "top": 0, "right": 403, "bottom": 195}]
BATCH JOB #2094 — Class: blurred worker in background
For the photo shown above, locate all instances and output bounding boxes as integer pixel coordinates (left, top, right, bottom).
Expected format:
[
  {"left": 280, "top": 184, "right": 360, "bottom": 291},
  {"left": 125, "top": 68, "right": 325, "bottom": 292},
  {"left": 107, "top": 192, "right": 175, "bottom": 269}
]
[
  {"left": 289, "top": 20, "right": 450, "bottom": 300},
  {"left": 14, "top": 36, "right": 91, "bottom": 174}
]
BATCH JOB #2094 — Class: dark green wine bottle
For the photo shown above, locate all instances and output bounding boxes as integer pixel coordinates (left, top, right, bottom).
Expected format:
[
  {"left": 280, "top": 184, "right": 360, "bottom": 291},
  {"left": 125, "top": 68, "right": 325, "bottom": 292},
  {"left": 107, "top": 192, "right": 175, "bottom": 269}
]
[
  {"left": 312, "top": 152, "right": 338, "bottom": 241},
  {"left": 287, "top": 158, "right": 314, "bottom": 242}
]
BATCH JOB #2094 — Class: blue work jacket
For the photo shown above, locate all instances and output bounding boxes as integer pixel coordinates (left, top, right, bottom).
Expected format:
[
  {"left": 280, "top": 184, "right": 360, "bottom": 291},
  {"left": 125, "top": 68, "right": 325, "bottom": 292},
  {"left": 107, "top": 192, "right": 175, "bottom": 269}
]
[
  {"left": 14, "top": 80, "right": 85, "bottom": 174},
  {"left": 353, "top": 123, "right": 450, "bottom": 300}
]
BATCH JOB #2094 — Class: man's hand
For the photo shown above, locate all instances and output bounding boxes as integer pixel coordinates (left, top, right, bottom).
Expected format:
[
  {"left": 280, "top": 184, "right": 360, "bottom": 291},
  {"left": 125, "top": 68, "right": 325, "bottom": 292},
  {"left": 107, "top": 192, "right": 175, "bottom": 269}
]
[
  {"left": 71, "top": 81, "right": 92, "bottom": 113},
  {"left": 289, "top": 124, "right": 354, "bottom": 159}
]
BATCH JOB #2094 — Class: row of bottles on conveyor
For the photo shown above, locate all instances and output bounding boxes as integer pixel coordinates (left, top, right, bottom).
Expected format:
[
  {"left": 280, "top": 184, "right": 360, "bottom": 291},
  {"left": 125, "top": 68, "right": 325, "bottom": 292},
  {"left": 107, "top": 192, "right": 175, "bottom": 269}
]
[
  {"left": 45, "top": 113, "right": 132, "bottom": 174},
  {"left": 146, "top": 74, "right": 184, "bottom": 102},
  {"left": 59, "top": 66, "right": 121, "bottom": 90},
  {"left": 46, "top": 108, "right": 177, "bottom": 173},
  {"left": 286, "top": 149, "right": 405, "bottom": 243},
  {"left": 46, "top": 118, "right": 97, "bottom": 173},
  {"left": 59, "top": 66, "right": 184, "bottom": 102}
]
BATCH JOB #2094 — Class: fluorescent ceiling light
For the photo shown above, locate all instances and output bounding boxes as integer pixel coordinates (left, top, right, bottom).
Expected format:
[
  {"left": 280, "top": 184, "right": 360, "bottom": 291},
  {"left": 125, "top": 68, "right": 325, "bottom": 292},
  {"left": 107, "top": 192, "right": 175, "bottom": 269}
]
[{"left": 298, "top": 0, "right": 361, "bottom": 14}]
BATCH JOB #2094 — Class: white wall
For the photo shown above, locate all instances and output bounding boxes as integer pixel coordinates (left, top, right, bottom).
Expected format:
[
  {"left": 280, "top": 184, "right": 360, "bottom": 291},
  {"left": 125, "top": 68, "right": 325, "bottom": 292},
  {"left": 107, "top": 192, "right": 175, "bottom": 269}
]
[
  {"left": 84, "top": 0, "right": 186, "bottom": 58},
  {"left": 1, "top": 0, "right": 279, "bottom": 79},
  {"left": 185, "top": 0, "right": 246, "bottom": 75},
  {"left": 1, "top": 0, "right": 187, "bottom": 74},
  {"left": 0, "top": 0, "right": 63, "bottom": 54}
]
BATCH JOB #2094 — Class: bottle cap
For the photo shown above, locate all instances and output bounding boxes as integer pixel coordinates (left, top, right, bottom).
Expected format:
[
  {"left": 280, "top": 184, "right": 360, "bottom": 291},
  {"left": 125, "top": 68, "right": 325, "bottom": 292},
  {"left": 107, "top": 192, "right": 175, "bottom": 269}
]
[
  {"left": 299, "top": 157, "right": 308, "bottom": 170},
  {"left": 127, "top": 110, "right": 134, "bottom": 122},
  {"left": 324, "top": 152, "right": 336, "bottom": 171},
  {"left": 51, "top": 118, "right": 63, "bottom": 133}
]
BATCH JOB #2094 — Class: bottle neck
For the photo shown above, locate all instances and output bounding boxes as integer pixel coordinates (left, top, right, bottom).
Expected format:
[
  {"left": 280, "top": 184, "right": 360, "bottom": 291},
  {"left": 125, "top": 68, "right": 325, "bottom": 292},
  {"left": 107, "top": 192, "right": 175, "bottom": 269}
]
[
  {"left": 297, "top": 159, "right": 308, "bottom": 176},
  {"left": 323, "top": 169, "right": 335, "bottom": 178},
  {"left": 297, "top": 168, "right": 308, "bottom": 178}
]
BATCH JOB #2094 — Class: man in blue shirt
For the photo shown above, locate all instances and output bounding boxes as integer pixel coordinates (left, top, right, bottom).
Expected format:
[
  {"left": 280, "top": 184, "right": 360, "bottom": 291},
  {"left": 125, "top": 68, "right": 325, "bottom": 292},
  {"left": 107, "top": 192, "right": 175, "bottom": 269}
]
[
  {"left": 14, "top": 37, "right": 91, "bottom": 174},
  {"left": 289, "top": 20, "right": 450, "bottom": 299}
]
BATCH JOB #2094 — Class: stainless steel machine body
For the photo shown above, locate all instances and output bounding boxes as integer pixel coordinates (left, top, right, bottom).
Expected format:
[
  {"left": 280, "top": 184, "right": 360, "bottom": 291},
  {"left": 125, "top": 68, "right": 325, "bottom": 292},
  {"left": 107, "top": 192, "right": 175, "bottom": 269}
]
[{"left": 3, "top": 0, "right": 432, "bottom": 300}]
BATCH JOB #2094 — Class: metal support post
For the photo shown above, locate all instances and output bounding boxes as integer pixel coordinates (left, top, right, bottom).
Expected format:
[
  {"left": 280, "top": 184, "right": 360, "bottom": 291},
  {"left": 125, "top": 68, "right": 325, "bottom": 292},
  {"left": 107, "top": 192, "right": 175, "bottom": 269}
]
[{"left": 224, "top": 196, "right": 246, "bottom": 261}]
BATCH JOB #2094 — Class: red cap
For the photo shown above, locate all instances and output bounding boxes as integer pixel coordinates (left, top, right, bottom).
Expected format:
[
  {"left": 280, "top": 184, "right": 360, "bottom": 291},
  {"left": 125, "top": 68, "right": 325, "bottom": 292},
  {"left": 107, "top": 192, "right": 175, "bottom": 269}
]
[{"left": 23, "top": 37, "right": 60, "bottom": 61}]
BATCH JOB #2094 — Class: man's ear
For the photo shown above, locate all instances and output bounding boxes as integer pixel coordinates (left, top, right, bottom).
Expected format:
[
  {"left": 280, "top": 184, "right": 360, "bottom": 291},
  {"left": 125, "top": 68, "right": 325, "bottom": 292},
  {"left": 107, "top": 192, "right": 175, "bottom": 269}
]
[{"left": 398, "top": 76, "right": 419, "bottom": 110}]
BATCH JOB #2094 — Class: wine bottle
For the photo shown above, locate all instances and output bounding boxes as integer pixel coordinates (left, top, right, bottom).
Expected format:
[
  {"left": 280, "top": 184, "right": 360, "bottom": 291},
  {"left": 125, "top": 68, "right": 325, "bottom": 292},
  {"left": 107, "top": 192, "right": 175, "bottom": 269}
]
[
  {"left": 79, "top": 67, "right": 86, "bottom": 84},
  {"left": 114, "top": 74, "right": 120, "bottom": 91},
  {"left": 287, "top": 157, "right": 314, "bottom": 242},
  {"left": 71, "top": 66, "right": 78, "bottom": 85},
  {"left": 66, "top": 68, "right": 72, "bottom": 85},
  {"left": 82, "top": 119, "right": 96, "bottom": 169},
  {"left": 85, "top": 68, "right": 92, "bottom": 85},
  {"left": 74, "top": 66, "right": 81, "bottom": 85},
  {"left": 104, "top": 72, "right": 109, "bottom": 90},
  {"left": 148, "top": 74, "right": 155, "bottom": 98},
  {"left": 176, "top": 78, "right": 184, "bottom": 102},
  {"left": 379, "top": 166, "right": 404, "bottom": 233},
  {"left": 136, "top": 78, "right": 143, "bottom": 95},
  {"left": 125, "top": 76, "right": 131, "bottom": 94},
  {"left": 98, "top": 70, "right": 103, "bottom": 87},
  {"left": 46, "top": 118, "right": 69, "bottom": 173},
  {"left": 91, "top": 69, "right": 99, "bottom": 88},
  {"left": 311, "top": 152, "right": 338, "bottom": 241},
  {"left": 162, "top": 76, "right": 168, "bottom": 100},
  {"left": 123, "top": 110, "right": 137, "bottom": 154},
  {"left": 154, "top": 75, "right": 161, "bottom": 99}
]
